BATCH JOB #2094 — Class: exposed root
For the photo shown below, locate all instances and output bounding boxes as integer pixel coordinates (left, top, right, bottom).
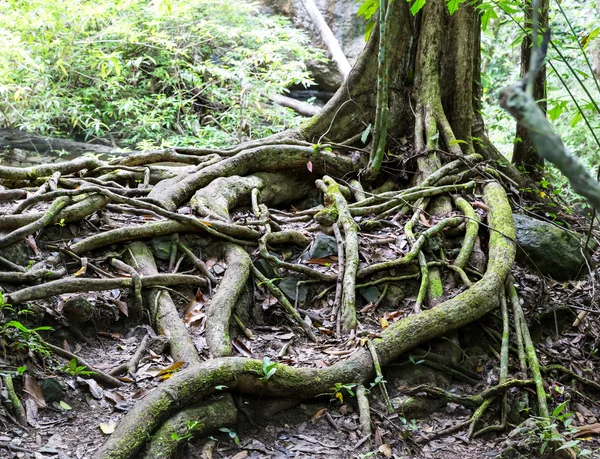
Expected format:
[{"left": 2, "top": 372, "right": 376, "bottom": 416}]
[
  {"left": 5, "top": 273, "right": 205, "bottom": 305},
  {"left": 316, "top": 176, "right": 359, "bottom": 331},
  {"left": 250, "top": 264, "right": 317, "bottom": 342},
  {"left": 92, "top": 181, "right": 515, "bottom": 458},
  {"left": 125, "top": 242, "right": 201, "bottom": 366},
  {"left": 206, "top": 243, "right": 252, "bottom": 356},
  {"left": 145, "top": 394, "right": 237, "bottom": 459}
]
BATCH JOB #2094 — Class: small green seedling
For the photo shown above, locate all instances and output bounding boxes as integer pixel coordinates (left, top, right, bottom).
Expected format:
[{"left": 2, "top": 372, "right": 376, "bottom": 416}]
[
  {"left": 219, "top": 428, "right": 240, "bottom": 446},
  {"left": 260, "top": 357, "right": 278, "bottom": 383},
  {"left": 63, "top": 358, "right": 96, "bottom": 377}
]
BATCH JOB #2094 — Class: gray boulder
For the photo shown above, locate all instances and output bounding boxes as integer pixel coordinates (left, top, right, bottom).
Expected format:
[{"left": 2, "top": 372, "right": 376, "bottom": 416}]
[{"left": 514, "top": 213, "right": 594, "bottom": 280}]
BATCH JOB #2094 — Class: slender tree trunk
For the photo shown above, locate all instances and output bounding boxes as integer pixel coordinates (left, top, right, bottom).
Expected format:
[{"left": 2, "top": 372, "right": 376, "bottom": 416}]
[{"left": 511, "top": 0, "right": 549, "bottom": 179}]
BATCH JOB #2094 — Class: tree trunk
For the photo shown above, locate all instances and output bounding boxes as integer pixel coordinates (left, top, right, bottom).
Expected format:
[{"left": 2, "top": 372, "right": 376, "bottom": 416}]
[{"left": 511, "top": 0, "right": 549, "bottom": 179}]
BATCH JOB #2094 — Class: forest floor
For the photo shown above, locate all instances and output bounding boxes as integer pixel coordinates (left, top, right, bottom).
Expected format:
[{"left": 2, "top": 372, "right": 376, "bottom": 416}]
[{"left": 1, "top": 154, "right": 600, "bottom": 459}]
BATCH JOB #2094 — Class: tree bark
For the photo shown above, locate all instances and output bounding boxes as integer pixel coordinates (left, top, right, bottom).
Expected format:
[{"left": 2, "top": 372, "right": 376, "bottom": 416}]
[{"left": 511, "top": 0, "right": 549, "bottom": 179}]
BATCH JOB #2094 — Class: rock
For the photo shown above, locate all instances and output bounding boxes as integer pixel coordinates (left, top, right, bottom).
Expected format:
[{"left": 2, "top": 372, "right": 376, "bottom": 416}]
[
  {"left": 62, "top": 297, "right": 94, "bottom": 325},
  {"left": 513, "top": 213, "right": 594, "bottom": 280},
  {"left": 258, "top": 0, "right": 366, "bottom": 91},
  {"left": 306, "top": 234, "right": 337, "bottom": 259},
  {"left": 277, "top": 276, "right": 308, "bottom": 303},
  {"left": 40, "top": 378, "right": 64, "bottom": 404},
  {"left": 0, "top": 242, "right": 30, "bottom": 267}
]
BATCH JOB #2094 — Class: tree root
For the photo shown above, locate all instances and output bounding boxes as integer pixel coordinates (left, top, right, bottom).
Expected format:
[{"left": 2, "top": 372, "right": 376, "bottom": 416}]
[
  {"left": 144, "top": 393, "right": 237, "bottom": 459},
  {"left": 5, "top": 273, "right": 206, "bottom": 305},
  {"left": 250, "top": 265, "right": 317, "bottom": 342},
  {"left": 92, "top": 181, "right": 515, "bottom": 458},
  {"left": 0, "top": 196, "right": 71, "bottom": 248},
  {"left": 146, "top": 144, "right": 361, "bottom": 212},
  {"left": 206, "top": 243, "right": 252, "bottom": 356},
  {"left": 125, "top": 242, "right": 201, "bottom": 366},
  {"left": 191, "top": 172, "right": 312, "bottom": 220},
  {"left": 316, "top": 176, "right": 359, "bottom": 331},
  {"left": 3, "top": 375, "right": 27, "bottom": 426}
]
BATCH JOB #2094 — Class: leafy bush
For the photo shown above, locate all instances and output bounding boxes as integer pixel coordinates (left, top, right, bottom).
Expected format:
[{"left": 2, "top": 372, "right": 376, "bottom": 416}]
[{"left": 0, "top": 0, "right": 322, "bottom": 148}]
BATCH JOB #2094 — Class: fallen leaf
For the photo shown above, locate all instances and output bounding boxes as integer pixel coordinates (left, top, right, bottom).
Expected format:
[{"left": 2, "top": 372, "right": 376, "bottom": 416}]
[
  {"left": 307, "top": 161, "right": 313, "bottom": 172},
  {"left": 310, "top": 408, "right": 327, "bottom": 423},
  {"left": 24, "top": 375, "right": 46, "bottom": 408},
  {"left": 100, "top": 421, "right": 116, "bottom": 435},
  {"left": 231, "top": 452, "right": 248, "bottom": 459},
  {"left": 379, "top": 444, "right": 392, "bottom": 457},
  {"left": 307, "top": 257, "right": 337, "bottom": 266},
  {"left": 156, "top": 361, "right": 185, "bottom": 377},
  {"left": 379, "top": 317, "right": 389, "bottom": 329},
  {"left": 59, "top": 400, "right": 72, "bottom": 411},
  {"left": 78, "top": 377, "right": 104, "bottom": 400},
  {"left": 231, "top": 339, "right": 253, "bottom": 358},
  {"left": 184, "top": 289, "right": 206, "bottom": 326},
  {"left": 574, "top": 423, "right": 600, "bottom": 437},
  {"left": 73, "top": 258, "right": 87, "bottom": 277}
]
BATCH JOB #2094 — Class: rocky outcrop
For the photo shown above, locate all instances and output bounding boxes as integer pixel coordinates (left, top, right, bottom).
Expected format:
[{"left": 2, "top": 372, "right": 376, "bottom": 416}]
[
  {"left": 513, "top": 213, "right": 594, "bottom": 280},
  {"left": 259, "top": 0, "right": 367, "bottom": 91}
]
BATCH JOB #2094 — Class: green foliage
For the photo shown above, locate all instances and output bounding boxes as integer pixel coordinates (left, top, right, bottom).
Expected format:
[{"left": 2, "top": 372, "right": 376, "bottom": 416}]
[
  {"left": 0, "top": 0, "right": 322, "bottom": 148},
  {"left": 218, "top": 427, "right": 240, "bottom": 446},
  {"left": 329, "top": 382, "right": 356, "bottom": 403},
  {"left": 260, "top": 356, "right": 278, "bottom": 382},
  {"left": 63, "top": 358, "right": 96, "bottom": 377},
  {"left": 2, "top": 320, "right": 53, "bottom": 356},
  {"left": 536, "top": 402, "right": 595, "bottom": 457},
  {"left": 479, "top": 0, "right": 600, "bottom": 207}
]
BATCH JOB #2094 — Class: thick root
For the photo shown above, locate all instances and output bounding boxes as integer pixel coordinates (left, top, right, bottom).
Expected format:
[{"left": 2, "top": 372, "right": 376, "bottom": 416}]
[
  {"left": 206, "top": 243, "right": 252, "bottom": 357},
  {"left": 94, "top": 181, "right": 515, "bottom": 459}
]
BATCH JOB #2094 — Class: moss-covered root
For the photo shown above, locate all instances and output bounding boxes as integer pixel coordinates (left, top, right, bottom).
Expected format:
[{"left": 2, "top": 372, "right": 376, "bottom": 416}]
[
  {"left": 146, "top": 144, "right": 359, "bottom": 212},
  {"left": 452, "top": 195, "right": 479, "bottom": 270},
  {"left": 470, "top": 292, "right": 509, "bottom": 438},
  {"left": 3, "top": 375, "right": 27, "bottom": 426},
  {"left": 191, "top": 172, "right": 312, "bottom": 220},
  {"left": 206, "top": 243, "right": 252, "bottom": 357},
  {"left": 109, "top": 258, "right": 143, "bottom": 321},
  {"left": 316, "top": 176, "right": 359, "bottom": 331},
  {"left": 125, "top": 242, "right": 200, "bottom": 366},
  {"left": 356, "top": 385, "right": 372, "bottom": 451},
  {"left": 404, "top": 199, "right": 430, "bottom": 312},
  {"left": 0, "top": 196, "right": 71, "bottom": 248},
  {"left": 145, "top": 394, "right": 237, "bottom": 459},
  {"left": 508, "top": 280, "right": 549, "bottom": 418}
]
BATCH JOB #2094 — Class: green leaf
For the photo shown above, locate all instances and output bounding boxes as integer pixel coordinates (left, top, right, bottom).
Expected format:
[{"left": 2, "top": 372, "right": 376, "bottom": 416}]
[
  {"left": 447, "top": 0, "right": 464, "bottom": 15},
  {"left": 357, "top": 0, "right": 379, "bottom": 21},
  {"left": 557, "top": 440, "right": 580, "bottom": 451},
  {"left": 552, "top": 401, "right": 568, "bottom": 418},
  {"left": 448, "top": 139, "right": 467, "bottom": 146},
  {"left": 409, "top": 0, "right": 426, "bottom": 16},
  {"left": 570, "top": 111, "right": 583, "bottom": 128},
  {"left": 59, "top": 400, "right": 72, "bottom": 411},
  {"left": 361, "top": 124, "right": 372, "bottom": 144}
]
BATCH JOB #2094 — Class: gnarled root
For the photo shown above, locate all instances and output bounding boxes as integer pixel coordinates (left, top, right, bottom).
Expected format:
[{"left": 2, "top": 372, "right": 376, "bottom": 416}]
[{"left": 93, "top": 181, "right": 515, "bottom": 459}]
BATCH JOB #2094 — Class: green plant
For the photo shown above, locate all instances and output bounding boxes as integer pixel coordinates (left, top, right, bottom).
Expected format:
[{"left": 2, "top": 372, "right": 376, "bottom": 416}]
[
  {"left": 0, "top": 0, "right": 322, "bottom": 148},
  {"left": 536, "top": 402, "right": 594, "bottom": 457},
  {"left": 63, "top": 358, "right": 96, "bottom": 377},
  {"left": 260, "top": 356, "right": 278, "bottom": 383},
  {"left": 329, "top": 382, "right": 357, "bottom": 403},
  {"left": 218, "top": 427, "right": 240, "bottom": 446},
  {"left": 0, "top": 292, "right": 13, "bottom": 313},
  {"left": 2, "top": 320, "right": 53, "bottom": 356}
]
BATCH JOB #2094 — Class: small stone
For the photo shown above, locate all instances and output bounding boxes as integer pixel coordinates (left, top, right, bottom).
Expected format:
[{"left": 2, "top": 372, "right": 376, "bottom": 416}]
[{"left": 306, "top": 234, "right": 338, "bottom": 259}]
